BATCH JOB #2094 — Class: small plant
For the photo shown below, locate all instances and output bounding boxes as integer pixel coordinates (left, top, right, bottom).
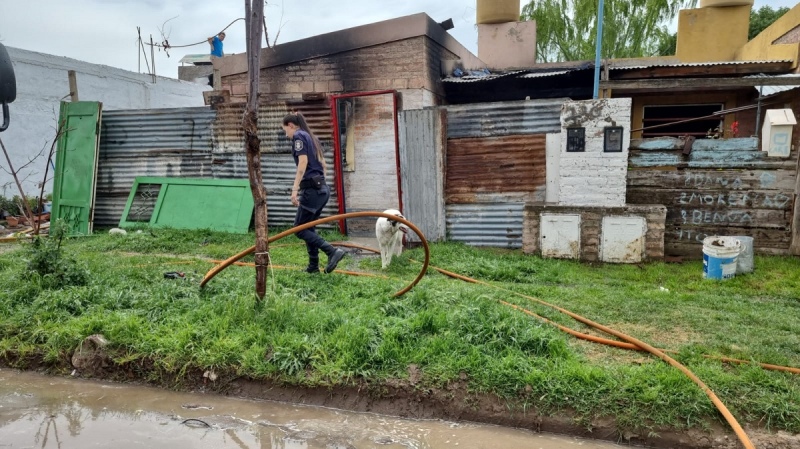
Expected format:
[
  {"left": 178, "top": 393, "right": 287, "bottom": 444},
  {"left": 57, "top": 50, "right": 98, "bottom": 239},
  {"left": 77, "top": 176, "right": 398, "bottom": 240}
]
[{"left": 24, "top": 219, "right": 88, "bottom": 289}]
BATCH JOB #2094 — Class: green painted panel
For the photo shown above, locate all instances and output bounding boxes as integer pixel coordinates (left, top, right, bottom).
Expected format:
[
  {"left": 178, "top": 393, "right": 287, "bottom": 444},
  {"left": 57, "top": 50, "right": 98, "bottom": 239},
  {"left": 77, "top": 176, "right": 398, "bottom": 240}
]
[
  {"left": 119, "top": 177, "right": 254, "bottom": 234},
  {"left": 51, "top": 101, "right": 102, "bottom": 235}
]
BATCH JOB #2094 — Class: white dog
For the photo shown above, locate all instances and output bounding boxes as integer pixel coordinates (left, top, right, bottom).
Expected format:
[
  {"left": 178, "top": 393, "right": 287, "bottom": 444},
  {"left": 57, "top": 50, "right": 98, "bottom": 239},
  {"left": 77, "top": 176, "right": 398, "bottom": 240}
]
[{"left": 375, "top": 209, "right": 409, "bottom": 269}]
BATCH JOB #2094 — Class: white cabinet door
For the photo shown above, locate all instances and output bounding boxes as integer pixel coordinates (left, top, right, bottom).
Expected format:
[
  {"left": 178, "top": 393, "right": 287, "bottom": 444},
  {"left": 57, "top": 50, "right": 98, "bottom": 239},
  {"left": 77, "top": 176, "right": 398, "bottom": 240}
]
[
  {"left": 540, "top": 214, "right": 581, "bottom": 259},
  {"left": 601, "top": 216, "right": 646, "bottom": 263}
]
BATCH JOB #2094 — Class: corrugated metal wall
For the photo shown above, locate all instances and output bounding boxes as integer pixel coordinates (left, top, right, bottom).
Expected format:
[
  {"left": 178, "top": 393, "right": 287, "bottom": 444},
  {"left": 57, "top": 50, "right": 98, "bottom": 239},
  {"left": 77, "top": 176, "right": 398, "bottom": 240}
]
[
  {"left": 446, "top": 135, "right": 546, "bottom": 203},
  {"left": 398, "top": 108, "right": 446, "bottom": 242},
  {"left": 96, "top": 101, "right": 337, "bottom": 229},
  {"left": 96, "top": 107, "right": 216, "bottom": 226},
  {"left": 442, "top": 99, "right": 562, "bottom": 248},
  {"left": 445, "top": 99, "right": 563, "bottom": 138},
  {"left": 213, "top": 101, "right": 337, "bottom": 227},
  {"left": 446, "top": 202, "right": 525, "bottom": 248}
]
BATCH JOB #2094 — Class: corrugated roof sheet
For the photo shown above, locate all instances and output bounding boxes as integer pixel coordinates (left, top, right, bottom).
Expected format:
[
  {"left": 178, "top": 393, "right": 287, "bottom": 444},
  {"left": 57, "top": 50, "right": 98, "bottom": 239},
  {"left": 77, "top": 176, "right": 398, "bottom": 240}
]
[
  {"left": 179, "top": 54, "right": 212, "bottom": 65},
  {"left": 610, "top": 60, "right": 792, "bottom": 70},
  {"left": 747, "top": 74, "right": 800, "bottom": 97},
  {"left": 442, "top": 70, "right": 527, "bottom": 83},
  {"left": 518, "top": 70, "right": 570, "bottom": 79}
]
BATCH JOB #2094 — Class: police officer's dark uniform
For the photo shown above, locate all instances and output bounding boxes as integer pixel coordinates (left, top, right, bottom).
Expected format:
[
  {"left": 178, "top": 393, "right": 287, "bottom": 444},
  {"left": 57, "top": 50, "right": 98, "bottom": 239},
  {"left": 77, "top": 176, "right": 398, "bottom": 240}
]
[{"left": 291, "top": 129, "right": 345, "bottom": 273}]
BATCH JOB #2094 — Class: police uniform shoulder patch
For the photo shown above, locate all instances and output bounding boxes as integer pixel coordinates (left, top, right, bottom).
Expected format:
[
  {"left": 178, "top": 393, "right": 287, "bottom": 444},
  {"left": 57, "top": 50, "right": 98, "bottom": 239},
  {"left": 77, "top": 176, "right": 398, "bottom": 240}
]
[{"left": 294, "top": 139, "right": 304, "bottom": 152}]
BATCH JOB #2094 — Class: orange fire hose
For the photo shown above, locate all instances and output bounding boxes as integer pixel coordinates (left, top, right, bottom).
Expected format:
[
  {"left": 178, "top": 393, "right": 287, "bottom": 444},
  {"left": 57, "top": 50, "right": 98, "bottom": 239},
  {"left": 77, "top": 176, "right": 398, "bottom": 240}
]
[
  {"left": 200, "top": 211, "right": 429, "bottom": 297},
  {"left": 203, "top": 214, "right": 800, "bottom": 449},
  {"left": 425, "top": 264, "right": 756, "bottom": 449},
  {"left": 334, "top": 242, "right": 800, "bottom": 375}
]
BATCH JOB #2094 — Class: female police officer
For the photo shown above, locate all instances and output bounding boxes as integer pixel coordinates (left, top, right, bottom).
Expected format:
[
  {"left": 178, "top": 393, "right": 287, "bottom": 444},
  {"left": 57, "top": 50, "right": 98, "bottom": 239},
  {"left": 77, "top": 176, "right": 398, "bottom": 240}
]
[{"left": 282, "top": 112, "right": 346, "bottom": 274}]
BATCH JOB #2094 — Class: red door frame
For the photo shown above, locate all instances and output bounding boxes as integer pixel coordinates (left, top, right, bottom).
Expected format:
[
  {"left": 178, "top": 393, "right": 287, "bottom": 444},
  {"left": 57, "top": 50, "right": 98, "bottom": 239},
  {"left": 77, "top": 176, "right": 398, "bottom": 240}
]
[{"left": 329, "top": 90, "right": 402, "bottom": 235}]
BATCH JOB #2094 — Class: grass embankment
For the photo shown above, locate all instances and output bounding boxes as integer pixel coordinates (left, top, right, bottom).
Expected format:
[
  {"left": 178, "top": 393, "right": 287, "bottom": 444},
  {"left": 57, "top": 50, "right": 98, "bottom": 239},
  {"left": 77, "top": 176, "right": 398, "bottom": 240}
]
[{"left": 0, "top": 228, "right": 798, "bottom": 435}]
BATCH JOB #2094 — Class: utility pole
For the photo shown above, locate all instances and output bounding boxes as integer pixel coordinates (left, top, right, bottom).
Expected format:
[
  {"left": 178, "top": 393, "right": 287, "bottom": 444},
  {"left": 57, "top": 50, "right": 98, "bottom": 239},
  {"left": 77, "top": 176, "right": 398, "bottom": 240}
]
[
  {"left": 137, "top": 27, "right": 141, "bottom": 73},
  {"left": 244, "top": 0, "right": 269, "bottom": 300},
  {"left": 150, "top": 34, "right": 156, "bottom": 83},
  {"left": 593, "top": 0, "right": 605, "bottom": 99}
]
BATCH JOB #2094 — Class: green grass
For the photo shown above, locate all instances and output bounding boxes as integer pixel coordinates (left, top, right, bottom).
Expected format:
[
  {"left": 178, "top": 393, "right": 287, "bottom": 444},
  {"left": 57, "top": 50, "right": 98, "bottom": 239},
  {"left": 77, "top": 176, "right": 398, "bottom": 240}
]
[{"left": 0, "top": 227, "right": 799, "bottom": 435}]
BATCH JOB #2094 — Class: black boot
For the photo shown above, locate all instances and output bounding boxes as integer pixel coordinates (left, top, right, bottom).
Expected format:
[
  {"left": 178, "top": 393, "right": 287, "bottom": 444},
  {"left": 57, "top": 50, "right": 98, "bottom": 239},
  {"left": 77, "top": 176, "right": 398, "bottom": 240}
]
[
  {"left": 320, "top": 243, "right": 346, "bottom": 274},
  {"left": 304, "top": 257, "right": 320, "bottom": 274}
]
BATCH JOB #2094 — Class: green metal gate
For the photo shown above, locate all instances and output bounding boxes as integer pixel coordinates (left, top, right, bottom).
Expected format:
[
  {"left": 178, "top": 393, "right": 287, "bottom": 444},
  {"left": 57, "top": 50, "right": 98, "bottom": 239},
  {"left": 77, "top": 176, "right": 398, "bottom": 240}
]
[{"left": 51, "top": 101, "right": 102, "bottom": 235}]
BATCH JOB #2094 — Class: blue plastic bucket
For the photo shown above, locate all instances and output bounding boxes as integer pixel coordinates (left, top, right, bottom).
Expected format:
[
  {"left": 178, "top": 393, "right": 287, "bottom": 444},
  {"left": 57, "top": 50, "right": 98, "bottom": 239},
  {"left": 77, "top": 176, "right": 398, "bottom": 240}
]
[{"left": 702, "top": 236, "right": 741, "bottom": 280}]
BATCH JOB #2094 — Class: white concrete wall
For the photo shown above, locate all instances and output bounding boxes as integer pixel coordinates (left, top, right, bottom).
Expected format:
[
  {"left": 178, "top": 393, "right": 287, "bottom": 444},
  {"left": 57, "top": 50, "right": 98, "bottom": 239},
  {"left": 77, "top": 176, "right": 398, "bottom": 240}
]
[
  {"left": 0, "top": 47, "right": 210, "bottom": 196},
  {"left": 558, "top": 98, "right": 632, "bottom": 207}
]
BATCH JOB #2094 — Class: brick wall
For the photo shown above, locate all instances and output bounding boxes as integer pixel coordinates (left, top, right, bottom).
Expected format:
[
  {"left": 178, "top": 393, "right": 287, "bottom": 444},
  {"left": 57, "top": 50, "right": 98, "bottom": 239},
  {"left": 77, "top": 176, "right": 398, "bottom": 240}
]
[
  {"left": 557, "top": 98, "right": 632, "bottom": 207},
  {"left": 522, "top": 204, "right": 667, "bottom": 262},
  {"left": 221, "top": 36, "right": 453, "bottom": 103}
]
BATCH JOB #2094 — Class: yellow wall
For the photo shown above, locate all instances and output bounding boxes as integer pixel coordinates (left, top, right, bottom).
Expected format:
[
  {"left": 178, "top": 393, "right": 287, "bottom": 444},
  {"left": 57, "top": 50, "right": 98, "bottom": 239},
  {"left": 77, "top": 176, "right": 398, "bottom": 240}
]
[
  {"left": 676, "top": 6, "right": 751, "bottom": 62},
  {"left": 735, "top": 4, "right": 800, "bottom": 68}
]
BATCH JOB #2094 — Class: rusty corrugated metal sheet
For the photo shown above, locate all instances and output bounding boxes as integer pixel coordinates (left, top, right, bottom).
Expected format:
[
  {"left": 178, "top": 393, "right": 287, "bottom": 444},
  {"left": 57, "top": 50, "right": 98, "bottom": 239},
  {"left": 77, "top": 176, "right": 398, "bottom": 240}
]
[
  {"left": 213, "top": 101, "right": 332, "bottom": 154},
  {"left": 445, "top": 99, "right": 563, "bottom": 138},
  {"left": 211, "top": 100, "right": 338, "bottom": 226},
  {"left": 446, "top": 134, "right": 546, "bottom": 203},
  {"left": 446, "top": 202, "right": 525, "bottom": 248}
]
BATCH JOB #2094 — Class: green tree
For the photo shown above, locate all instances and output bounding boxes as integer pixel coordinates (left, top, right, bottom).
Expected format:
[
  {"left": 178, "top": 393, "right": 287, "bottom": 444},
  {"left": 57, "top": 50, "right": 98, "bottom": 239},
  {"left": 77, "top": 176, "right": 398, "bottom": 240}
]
[
  {"left": 749, "top": 6, "right": 790, "bottom": 40},
  {"left": 522, "top": 0, "right": 697, "bottom": 62}
]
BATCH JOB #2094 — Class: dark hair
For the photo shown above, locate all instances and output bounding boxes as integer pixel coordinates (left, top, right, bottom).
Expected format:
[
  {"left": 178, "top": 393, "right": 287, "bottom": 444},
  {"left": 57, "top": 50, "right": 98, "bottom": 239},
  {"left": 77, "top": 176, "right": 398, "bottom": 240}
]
[{"left": 283, "top": 113, "right": 326, "bottom": 174}]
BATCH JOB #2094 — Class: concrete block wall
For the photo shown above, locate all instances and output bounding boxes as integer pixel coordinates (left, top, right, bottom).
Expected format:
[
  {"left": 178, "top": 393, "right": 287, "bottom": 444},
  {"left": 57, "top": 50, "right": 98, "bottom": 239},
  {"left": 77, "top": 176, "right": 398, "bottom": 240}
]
[
  {"left": 557, "top": 98, "right": 632, "bottom": 207},
  {"left": 1, "top": 47, "right": 209, "bottom": 196},
  {"left": 522, "top": 204, "right": 667, "bottom": 262}
]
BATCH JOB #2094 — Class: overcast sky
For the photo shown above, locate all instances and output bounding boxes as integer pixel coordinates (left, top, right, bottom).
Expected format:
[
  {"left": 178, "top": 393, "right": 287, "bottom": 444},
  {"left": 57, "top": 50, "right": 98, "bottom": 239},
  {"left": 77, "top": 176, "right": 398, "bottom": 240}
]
[{"left": 1, "top": 0, "right": 797, "bottom": 79}]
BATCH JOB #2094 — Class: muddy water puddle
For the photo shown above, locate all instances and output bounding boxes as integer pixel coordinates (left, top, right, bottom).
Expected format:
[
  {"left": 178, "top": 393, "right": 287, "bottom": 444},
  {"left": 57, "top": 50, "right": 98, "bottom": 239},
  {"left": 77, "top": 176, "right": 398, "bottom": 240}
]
[{"left": 0, "top": 369, "right": 628, "bottom": 449}]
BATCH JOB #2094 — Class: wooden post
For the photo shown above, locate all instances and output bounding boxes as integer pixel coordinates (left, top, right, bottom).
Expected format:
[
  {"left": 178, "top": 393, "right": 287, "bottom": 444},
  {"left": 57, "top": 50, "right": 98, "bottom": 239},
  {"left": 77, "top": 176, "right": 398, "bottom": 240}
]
[
  {"left": 137, "top": 27, "right": 141, "bottom": 73},
  {"left": 243, "top": 0, "right": 269, "bottom": 300},
  {"left": 150, "top": 34, "right": 156, "bottom": 83},
  {"left": 68, "top": 70, "right": 79, "bottom": 102},
  {"left": 791, "top": 138, "right": 800, "bottom": 255},
  {"left": 213, "top": 69, "right": 221, "bottom": 91}
]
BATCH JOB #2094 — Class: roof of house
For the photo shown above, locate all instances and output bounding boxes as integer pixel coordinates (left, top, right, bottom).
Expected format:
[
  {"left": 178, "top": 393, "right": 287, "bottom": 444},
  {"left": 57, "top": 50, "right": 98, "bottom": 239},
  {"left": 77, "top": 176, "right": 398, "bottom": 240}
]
[{"left": 218, "top": 13, "right": 484, "bottom": 77}]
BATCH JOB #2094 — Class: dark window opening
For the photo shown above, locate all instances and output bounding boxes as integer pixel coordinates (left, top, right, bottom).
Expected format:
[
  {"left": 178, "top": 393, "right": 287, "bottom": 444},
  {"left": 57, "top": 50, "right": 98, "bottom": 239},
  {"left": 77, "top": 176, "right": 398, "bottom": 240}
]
[{"left": 642, "top": 104, "right": 724, "bottom": 138}]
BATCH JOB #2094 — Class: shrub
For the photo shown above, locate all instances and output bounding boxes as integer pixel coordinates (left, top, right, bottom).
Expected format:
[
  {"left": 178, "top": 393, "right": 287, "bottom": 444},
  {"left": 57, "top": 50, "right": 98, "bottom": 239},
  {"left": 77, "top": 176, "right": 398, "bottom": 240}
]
[{"left": 24, "top": 219, "right": 88, "bottom": 289}]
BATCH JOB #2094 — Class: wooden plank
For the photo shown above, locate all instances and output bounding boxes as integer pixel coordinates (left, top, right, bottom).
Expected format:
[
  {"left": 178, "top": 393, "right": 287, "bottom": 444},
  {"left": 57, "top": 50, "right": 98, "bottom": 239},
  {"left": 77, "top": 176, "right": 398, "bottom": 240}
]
[
  {"left": 631, "top": 137, "right": 685, "bottom": 151},
  {"left": 627, "top": 169, "right": 797, "bottom": 191},
  {"left": 665, "top": 242, "right": 791, "bottom": 259},
  {"left": 665, "top": 209, "right": 789, "bottom": 229},
  {"left": 601, "top": 76, "right": 800, "bottom": 91},
  {"left": 611, "top": 62, "right": 793, "bottom": 80},
  {"left": 667, "top": 226, "right": 792, "bottom": 248},
  {"left": 68, "top": 70, "right": 79, "bottom": 102},
  {"left": 627, "top": 189, "right": 794, "bottom": 211},
  {"left": 629, "top": 150, "right": 798, "bottom": 169}
]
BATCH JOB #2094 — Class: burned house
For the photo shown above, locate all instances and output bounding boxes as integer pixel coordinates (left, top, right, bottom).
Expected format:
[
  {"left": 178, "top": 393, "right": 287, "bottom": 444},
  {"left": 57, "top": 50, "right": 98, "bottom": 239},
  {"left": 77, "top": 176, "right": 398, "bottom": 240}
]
[{"left": 60, "top": 0, "right": 800, "bottom": 261}]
